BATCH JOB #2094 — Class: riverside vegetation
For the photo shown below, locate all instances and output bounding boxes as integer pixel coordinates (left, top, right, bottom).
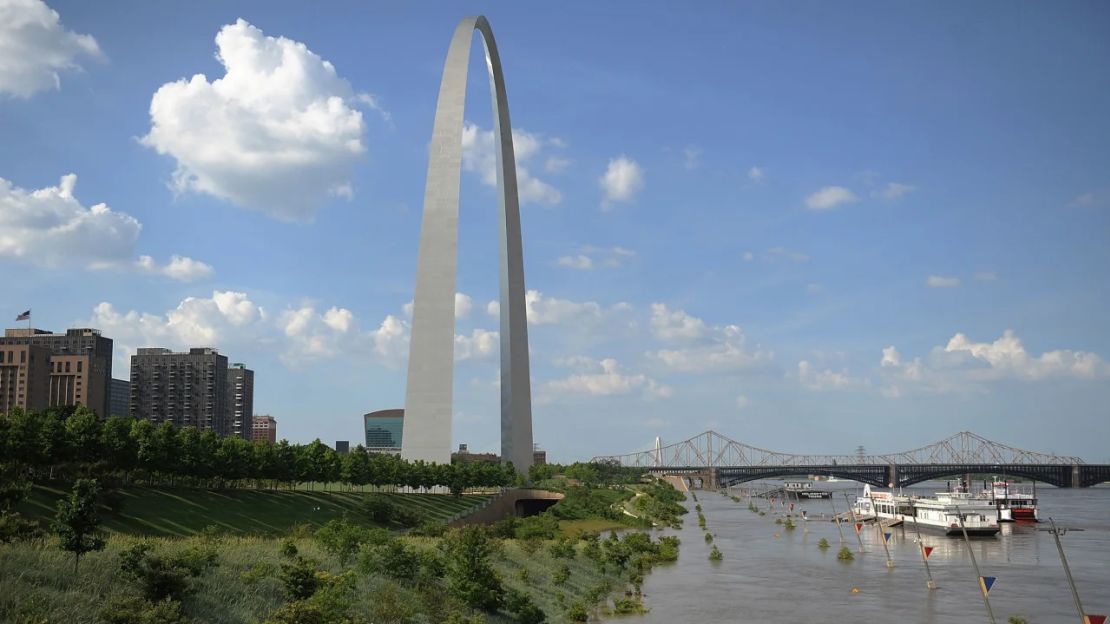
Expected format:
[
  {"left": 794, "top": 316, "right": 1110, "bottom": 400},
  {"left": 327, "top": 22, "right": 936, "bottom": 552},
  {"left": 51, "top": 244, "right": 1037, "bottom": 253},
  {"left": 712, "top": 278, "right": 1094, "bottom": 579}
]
[{"left": 0, "top": 407, "right": 689, "bottom": 623}]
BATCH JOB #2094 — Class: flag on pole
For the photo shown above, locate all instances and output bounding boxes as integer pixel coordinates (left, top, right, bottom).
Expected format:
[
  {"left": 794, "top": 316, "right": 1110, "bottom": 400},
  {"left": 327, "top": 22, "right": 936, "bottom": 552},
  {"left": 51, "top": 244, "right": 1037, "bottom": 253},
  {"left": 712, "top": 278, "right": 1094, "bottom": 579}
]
[
  {"left": 16, "top": 310, "right": 30, "bottom": 321},
  {"left": 1084, "top": 616, "right": 1107, "bottom": 624},
  {"left": 922, "top": 546, "right": 934, "bottom": 559},
  {"left": 789, "top": 503, "right": 794, "bottom": 511},
  {"left": 979, "top": 576, "right": 996, "bottom": 596},
  {"left": 883, "top": 532, "right": 892, "bottom": 543},
  {"left": 855, "top": 522, "right": 863, "bottom": 533}
]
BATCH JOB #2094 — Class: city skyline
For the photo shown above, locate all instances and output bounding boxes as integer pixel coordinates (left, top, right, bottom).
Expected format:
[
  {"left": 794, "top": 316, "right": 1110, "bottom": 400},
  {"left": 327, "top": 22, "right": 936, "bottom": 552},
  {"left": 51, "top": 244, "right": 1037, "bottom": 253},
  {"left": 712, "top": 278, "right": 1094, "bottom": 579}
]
[{"left": 2, "top": 2, "right": 1109, "bottom": 461}]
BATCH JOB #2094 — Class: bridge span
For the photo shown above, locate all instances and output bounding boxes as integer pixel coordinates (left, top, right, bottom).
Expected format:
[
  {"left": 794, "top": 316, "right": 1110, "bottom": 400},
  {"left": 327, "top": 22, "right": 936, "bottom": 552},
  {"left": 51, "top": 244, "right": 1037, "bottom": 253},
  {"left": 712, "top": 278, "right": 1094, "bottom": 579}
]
[{"left": 592, "top": 431, "right": 1110, "bottom": 489}]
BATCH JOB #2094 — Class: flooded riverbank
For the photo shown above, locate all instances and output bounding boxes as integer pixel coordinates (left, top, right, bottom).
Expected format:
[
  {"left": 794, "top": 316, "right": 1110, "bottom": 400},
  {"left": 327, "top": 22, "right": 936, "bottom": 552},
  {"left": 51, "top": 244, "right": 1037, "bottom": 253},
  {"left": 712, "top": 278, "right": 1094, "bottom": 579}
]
[{"left": 636, "top": 481, "right": 1110, "bottom": 623}]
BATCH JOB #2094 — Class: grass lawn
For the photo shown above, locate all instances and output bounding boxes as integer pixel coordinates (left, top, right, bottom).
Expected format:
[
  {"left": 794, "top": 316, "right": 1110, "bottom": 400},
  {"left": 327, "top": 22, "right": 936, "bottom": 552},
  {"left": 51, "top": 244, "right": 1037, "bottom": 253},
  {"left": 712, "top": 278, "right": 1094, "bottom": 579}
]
[
  {"left": 18, "top": 484, "right": 491, "bottom": 537},
  {"left": 556, "top": 518, "right": 631, "bottom": 537}
]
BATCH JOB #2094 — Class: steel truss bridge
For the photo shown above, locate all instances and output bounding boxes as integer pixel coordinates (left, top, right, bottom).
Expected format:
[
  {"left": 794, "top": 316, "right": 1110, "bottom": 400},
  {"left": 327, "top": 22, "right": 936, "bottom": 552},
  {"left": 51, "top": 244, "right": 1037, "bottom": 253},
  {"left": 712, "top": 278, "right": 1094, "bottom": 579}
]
[{"left": 592, "top": 431, "right": 1110, "bottom": 488}]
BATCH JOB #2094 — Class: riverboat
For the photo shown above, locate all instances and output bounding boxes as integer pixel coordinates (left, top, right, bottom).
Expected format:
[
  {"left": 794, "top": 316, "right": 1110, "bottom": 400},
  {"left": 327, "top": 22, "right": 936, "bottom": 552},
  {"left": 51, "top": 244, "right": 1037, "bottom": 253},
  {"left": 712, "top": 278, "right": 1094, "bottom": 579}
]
[
  {"left": 980, "top": 481, "right": 1039, "bottom": 522},
  {"left": 852, "top": 485, "right": 1000, "bottom": 537},
  {"left": 783, "top": 481, "right": 832, "bottom": 499}
]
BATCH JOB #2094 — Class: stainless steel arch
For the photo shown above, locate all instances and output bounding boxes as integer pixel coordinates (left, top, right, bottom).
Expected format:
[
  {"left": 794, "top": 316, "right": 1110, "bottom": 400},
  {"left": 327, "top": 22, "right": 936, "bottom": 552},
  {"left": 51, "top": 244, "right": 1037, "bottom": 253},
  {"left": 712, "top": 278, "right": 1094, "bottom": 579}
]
[{"left": 401, "top": 16, "right": 533, "bottom": 472}]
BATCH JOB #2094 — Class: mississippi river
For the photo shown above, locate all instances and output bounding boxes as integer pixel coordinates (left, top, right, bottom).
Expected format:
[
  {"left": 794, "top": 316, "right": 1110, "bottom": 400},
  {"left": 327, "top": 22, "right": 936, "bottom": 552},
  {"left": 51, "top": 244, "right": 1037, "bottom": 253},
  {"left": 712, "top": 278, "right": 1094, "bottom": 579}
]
[{"left": 638, "top": 481, "right": 1110, "bottom": 623}]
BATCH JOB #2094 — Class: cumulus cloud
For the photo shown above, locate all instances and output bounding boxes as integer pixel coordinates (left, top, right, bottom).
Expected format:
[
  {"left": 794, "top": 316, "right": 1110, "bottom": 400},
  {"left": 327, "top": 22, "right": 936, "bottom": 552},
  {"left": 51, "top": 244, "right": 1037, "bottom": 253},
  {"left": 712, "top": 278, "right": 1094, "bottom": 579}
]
[
  {"left": 461, "top": 123, "right": 563, "bottom": 205},
  {"left": 544, "top": 357, "right": 671, "bottom": 400},
  {"left": 455, "top": 329, "right": 498, "bottom": 361},
  {"left": 403, "top": 292, "right": 474, "bottom": 319},
  {"left": 797, "top": 360, "right": 863, "bottom": 391},
  {"left": 647, "top": 304, "right": 771, "bottom": 373},
  {"left": 0, "top": 174, "right": 140, "bottom": 267},
  {"left": 556, "top": 255, "right": 593, "bottom": 270},
  {"left": 600, "top": 156, "right": 644, "bottom": 208},
  {"left": 544, "top": 156, "right": 572, "bottom": 174},
  {"left": 141, "top": 19, "right": 373, "bottom": 221},
  {"left": 0, "top": 0, "right": 102, "bottom": 97},
  {"left": 136, "top": 255, "right": 214, "bottom": 282},
  {"left": 748, "top": 166, "right": 765, "bottom": 182},
  {"left": 879, "top": 330, "right": 1107, "bottom": 395},
  {"left": 524, "top": 290, "right": 602, "bottom": 325},
  {"left": 805, "top": 186, "right": 858, "bottom": 211},
  {"left": 926, "top": 275, "right": 961, "bottom": 288},
  {"left": 873, "top": 182, "right": 915, "bottom": 200}
]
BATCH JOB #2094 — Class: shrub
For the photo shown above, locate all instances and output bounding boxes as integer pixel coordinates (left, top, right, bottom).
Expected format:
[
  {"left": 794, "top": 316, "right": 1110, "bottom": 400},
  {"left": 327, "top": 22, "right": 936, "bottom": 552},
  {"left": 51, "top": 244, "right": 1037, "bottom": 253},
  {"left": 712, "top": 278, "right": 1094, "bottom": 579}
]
[
  {"left": 548, "top": 537, "right": 576, "bottom": 559},
  {"left": 359, "top": 539, "right": 420, "bottom": 581},
  {"left": 443, "top": 526, "right": 503, "bottom": 611},
  {"left": 553, "top": 563, "right": 570, "bottom": 585},
  {"left": 837, "top": 547, "right": 854, "bottom": 561},
  {"left": 240, "top": 562, "right": 276, "bottom": 585},
  {"left": 818, "top": 538, "right": 830, "bottom": 550},
  {"left": 97, "top": 596, "right": 188, "bottom": 624},
  {"left": 314, "top": 519, "right": 388, "bottom": 564},
  {"left": 708, "top": 545, "right": 723, "bottom": 561},
  {"left": 117, "top": 542, "right": 216, "bottom": 602},
  {"left": 514, "top": 514, "right": 559, "bottom": 540},
  {"left": 279, "top": 556, "right": 320, "bottom": 600},
  {"left": 280, "top": 539, "right": 298, "bottom": 558},
  {"left": 613, "top": 596, "right": 648, "bottom": 615},
  {"left": 505, "top": 589, "right": 547, "bottom": 624},
  {"left": 566, "top": 601, "right": 589, "bottom": 622},
  {"left": 411, "top": 519, "right": 448, "bottom": 537},
  {"left": 362, "top": 494, "right": 396, "bottom": 524},
  {"left": 263, "top": 600, "right": 325, "bottom": 624},
  {"left": 704, "top": 532, "right": 713, "bottom": 544}
]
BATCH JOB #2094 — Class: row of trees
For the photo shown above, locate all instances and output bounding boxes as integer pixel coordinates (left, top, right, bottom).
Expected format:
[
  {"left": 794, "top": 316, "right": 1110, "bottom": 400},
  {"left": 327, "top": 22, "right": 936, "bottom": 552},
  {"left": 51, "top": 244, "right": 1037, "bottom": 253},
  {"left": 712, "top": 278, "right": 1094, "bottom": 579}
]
[{"left": 0, "top": 406, "right": 515, "bottom": 493}]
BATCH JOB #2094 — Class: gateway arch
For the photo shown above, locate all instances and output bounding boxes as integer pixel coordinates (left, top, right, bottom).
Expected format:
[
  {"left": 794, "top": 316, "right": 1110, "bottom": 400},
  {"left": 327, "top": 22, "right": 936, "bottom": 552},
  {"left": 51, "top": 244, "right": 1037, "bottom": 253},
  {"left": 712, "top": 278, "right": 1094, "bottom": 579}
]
[{"left": 401, "top": 16, "right": 534, "bottom": 472}]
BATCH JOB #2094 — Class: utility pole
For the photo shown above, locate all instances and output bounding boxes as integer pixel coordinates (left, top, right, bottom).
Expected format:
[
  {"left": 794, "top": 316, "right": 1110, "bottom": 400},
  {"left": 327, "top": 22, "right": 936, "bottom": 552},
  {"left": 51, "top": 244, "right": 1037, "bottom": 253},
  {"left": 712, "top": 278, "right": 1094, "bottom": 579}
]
[
  {"left": 1038, "top": 518, "right": 1089, "bottom": 624},
  {"left": 911, "top": 517, "right": 937, "bottom": 590}
]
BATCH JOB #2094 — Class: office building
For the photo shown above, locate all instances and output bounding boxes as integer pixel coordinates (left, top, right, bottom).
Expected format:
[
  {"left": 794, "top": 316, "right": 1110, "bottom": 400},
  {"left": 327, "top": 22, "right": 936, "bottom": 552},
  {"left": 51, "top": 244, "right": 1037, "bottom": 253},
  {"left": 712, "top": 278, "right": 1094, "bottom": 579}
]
[
  {"left": 108, "top": 379, "right": 130, "bottom": 417},
  {"left": 130, "top": 347, "right": 230, "bottom": 434},
  {"left": 0, "top": 343, "right": 51, "bottom": 413},
  {"left": 364, "top": 408, "right": 403, "bottom": 453},
  {"left": 335, "top": 441, "right": 350, "bottom": 454},
  {"left": 252, "top": 414, "right": 277, "bottom": 443},
  {"left": 227, "top": 363, "right": 254, "bottom": 439},
  {"left": 533, "top": 445, "right": 547, "bottom": 466},
  {"left": 1, "top": 328, "right": 114, "bottom": 417},
  {"left": 452, "top": 443, "right": 499, "bottom": 464}
]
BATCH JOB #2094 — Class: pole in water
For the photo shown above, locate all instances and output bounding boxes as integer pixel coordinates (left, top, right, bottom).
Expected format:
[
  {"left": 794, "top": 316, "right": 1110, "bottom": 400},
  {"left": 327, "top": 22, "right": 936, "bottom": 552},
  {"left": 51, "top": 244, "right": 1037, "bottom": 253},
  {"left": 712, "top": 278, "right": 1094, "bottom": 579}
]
[
  {"left": 1039, "top": 518, "right": 1088, "bottom": 624},
  {"left": 843, "top": 492, "right": 867, "bottom": 553},
  {"left": 829, "top": 493, "right": 847, "bottom": 543},
  {"left": 956, "top": 505, "right": 997, "bottom": 624},
  {"left": 869, "top": 493, "right": 895, "bottom": 568},
  {"left": 911, "top": 516, "right": 937, "bottom": 590}
]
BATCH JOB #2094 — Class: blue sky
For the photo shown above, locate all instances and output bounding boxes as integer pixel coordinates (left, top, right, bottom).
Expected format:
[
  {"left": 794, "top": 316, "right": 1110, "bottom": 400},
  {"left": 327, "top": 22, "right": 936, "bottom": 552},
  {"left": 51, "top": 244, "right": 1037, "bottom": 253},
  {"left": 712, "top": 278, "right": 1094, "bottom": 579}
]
[{"left": 2, "top": 1, "right": 1108, "bottom": 461}]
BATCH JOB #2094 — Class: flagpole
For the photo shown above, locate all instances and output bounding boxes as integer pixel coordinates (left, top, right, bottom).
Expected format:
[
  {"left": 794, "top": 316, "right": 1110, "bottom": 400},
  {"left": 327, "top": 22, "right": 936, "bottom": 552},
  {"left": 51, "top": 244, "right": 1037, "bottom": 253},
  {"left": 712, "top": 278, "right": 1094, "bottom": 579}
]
[
  {"left": 1040, "top": 518, "right": 1088, "bottom": 624},
  {"left": 828, "top": 491, "right": 846, "bottom": 544},
  {"left": 912, "top": 516, "right": 937, "bottom": 590},
  {"left": 869, "top": 492, "right": 895, "bottom": 568},
  {"left": 843, "top": 492, "right": 867, "bottom": 553},
  {"left": 956, "top": 505, "right": 997, "bottom": 624}
]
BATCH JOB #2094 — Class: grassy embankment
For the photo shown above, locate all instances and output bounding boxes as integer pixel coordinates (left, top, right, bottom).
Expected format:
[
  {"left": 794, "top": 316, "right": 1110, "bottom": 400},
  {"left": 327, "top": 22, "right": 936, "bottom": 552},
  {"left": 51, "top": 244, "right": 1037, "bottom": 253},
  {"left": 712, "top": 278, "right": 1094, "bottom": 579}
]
[{"left": 17, "top": 484, "right": 489, "bottom": 537}]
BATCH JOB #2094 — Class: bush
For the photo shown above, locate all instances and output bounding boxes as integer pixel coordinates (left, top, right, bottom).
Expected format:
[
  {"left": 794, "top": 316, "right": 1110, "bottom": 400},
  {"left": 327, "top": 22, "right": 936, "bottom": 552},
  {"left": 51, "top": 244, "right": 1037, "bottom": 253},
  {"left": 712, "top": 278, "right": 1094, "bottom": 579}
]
[
  {"left": 566, "top": 602, "right": 589, "bottom": 622},
  {"left": 314, "top": 519, "right": 388, "bottom": 564},
  {"left": 613, "top": 596, "right": 648, "bottom": 615},
  {"left": 548, "top": 537, "right": 576, "bottom": 559},
  {"left": 262, "top": 600, "right": 325, "bottom": 624},
  {"left": 704, "top": 532, "right": 713, "bottom": 543},
  {"left": 411, "top": 519, "right": 448, "bottom": 537},
  {"left": 818, "top": 538, "right": 830, "bottom": 550},
  {"left": 837, "top": 547, "right": 854, "bottom": 561},
  {"left": 362, "top": 495, "right": 396, "bottom": 524},
  {"left": 443, "top": 526, "right": 503, "bottom": 611},
  {"left": 708, "top": 545, "right": 723, "bottom": 561},
  {"left": 280, "top": 539, "right": 298, "bottom": 558},
  {"left": 553, "top": 563, "right": 570, "bottom": 585},
  {"left": 97, "top": 596, "right": 188, "bottom": 624},
  {"left": 117, "top": 542, "right": 216, "bottom": 602},
  {"left": 279, "top": 556, "right": 320, "bottom": 600},
  {"left": 358, "top": 539, "right": 420, "bottom": 581},
  {"left": 505, "top": 589, "right": 547, "bottom": 624},
  {"left": 514, "top": 514, "right": 559, "bottom": 540}
]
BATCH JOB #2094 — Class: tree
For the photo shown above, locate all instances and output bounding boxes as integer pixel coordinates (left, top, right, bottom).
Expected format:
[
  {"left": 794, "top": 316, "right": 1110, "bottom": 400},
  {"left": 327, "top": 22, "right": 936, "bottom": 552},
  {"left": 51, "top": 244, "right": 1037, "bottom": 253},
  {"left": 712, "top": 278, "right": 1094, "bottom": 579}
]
[
  {"left": 65, "top": 406, "right": 103, "bottom": 465},
  {"left": 443, "top": 526, "right": 503, "bottom": 611},
  {"left": 52, "top": 478, "right": 106, "bottom": 573}
]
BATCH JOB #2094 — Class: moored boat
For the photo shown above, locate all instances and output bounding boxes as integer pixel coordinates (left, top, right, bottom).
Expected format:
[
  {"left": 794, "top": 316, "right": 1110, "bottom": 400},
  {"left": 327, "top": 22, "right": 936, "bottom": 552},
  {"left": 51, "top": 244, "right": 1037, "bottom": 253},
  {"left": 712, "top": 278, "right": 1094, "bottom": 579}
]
[
  {"left": 852, "top": 485, "right": 1000, "bottom": 537},
  {"left": 979, "top": 481, "right": 1039, "bottom": 522}
]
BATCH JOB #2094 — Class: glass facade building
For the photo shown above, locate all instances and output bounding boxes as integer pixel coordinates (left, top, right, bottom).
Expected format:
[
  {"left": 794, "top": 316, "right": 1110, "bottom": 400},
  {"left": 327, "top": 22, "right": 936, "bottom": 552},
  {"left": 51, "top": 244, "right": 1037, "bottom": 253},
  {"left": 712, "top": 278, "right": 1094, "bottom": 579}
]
[{"left": 364, "top": 409, "right": 404, "bottom": 453}]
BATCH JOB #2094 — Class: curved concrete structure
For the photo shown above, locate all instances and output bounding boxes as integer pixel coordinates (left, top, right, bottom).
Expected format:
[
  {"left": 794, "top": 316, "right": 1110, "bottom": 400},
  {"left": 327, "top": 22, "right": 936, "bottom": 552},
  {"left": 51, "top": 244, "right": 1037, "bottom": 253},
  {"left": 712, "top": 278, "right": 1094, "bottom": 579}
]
[{"left": 402, "top": 16, "right": 534, "bottom": 472}]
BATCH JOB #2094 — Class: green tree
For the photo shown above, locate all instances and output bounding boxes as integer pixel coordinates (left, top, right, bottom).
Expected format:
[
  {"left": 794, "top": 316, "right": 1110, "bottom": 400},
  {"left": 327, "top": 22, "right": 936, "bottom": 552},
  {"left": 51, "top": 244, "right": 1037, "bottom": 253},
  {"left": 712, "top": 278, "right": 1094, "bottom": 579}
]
[
  {"left": 65, "top": 406, "right": 103, "bottom": 465},
  {"left": 52, "top": 478, "right": 106, "bottom": 573},
  {"left": 442, "top": 526, "right": 503, "bottom": 611},
  {"left": 101, "top": 415, "right": 137, "bottom": 474}
]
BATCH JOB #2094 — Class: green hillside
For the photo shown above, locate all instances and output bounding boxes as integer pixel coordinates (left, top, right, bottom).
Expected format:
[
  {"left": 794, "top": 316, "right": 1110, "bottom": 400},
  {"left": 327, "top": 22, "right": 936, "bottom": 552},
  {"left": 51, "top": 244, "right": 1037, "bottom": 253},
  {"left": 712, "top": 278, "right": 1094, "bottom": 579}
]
[{"left": 18, "top": 485, "right": 491, "bottom": 537}]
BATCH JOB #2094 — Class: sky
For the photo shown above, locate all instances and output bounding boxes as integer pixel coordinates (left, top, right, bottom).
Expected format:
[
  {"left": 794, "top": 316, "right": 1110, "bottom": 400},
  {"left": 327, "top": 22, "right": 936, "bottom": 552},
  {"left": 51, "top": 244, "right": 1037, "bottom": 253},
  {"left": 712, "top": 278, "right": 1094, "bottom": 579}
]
[{"left": 2, "top": 0, "right": 1109, "bottom": 462}]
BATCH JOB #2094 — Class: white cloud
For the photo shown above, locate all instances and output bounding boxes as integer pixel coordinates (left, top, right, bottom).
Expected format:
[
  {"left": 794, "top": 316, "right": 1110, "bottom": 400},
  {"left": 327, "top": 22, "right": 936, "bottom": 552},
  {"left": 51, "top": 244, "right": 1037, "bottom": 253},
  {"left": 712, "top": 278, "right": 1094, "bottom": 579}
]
[
  {"left": 557, "top": 255, "right": 593, "bottom": 270},
  {"left": 744, "top": 247, "right": 809, "bottom": 263},
  {"left": 873, "top": 182, "right": 915, "bottom": 200},
  {"left": 136, "top": 255, "right": 214, "bottom": 282},
  {"left": 880, "top": 330, "right": 1107, "bottom": 394},
  {"left": 735, "top": 395, "right": 751, "bottom": 410},
  {"left": 599, "top": 155, "right": 644, "bottom": 208},
  {"left": 797, "top": 360, "right": 862, "bottom": 391},
  {"left": 805, "top": 186, "right": 858, "bottom": 211},
  {"left": 370, "top": 315, "right": 408, "bottom": 361},
  {"left": 648, "top": 305, "right": 771, "bottom": 373},
  {"left": 461, "top": 123, "right": 563, "bottom": 205},
  {"left": 454, "top": 293, "right": 473, "bottom": 319},
  {"left": 1, "top": 174, "right": 140, "bottom": 267},
  {"left": 556, "top": 245, "right": 635, "bottom": 270},
  {"left": 747, "top": 166, "right": 765, "bottom": 182},
  {"left": 0, "top": 0, "right": 101, "bottom": 97},
  {"left": 650, "top": 303, "right": 706, "bottom": 341},
  {"left": 974, "top": 271, "right": 998, "bottom": 282},
  {"left": 141, "top": 19, "right": 372, "bottom": 221},
  {"left": 525, "top": 290, "right": 602, "bottom": 325},
  {"left": 544, "top": 156, "right": 571, "bottom": 174},
  {"left": 89, "top": 290, "right": 265, "bottom": 354},
  {"left": 486, "top": 300, "right": 500, "bottom": 317},
  {"left": 683, "top": 146, "right": 701, "bottom": 170},
  {"left": 926, "top": 275, "right": 961, "bottom": 288},
  {"left": 544, "top": 357, "right": 671, "bottom": 400},
  {"left": 455, "top": 329, "right": 498, "bottom": 361}
]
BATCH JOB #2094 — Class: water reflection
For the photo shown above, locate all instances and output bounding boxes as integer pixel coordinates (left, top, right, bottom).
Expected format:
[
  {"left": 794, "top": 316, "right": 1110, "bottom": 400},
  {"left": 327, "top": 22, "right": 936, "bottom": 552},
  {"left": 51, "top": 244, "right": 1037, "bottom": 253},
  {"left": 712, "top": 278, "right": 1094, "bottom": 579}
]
[{"left": 635, "top": 481, "right": 1110, "bottom": 624}]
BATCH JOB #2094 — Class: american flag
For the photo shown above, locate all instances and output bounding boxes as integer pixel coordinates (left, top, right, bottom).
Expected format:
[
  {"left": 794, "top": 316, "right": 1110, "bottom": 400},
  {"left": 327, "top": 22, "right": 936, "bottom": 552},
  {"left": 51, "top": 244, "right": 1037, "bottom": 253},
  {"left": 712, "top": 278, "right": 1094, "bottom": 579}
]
[{"left": 15, "top": 310, "right": 30, "bottom": 321}]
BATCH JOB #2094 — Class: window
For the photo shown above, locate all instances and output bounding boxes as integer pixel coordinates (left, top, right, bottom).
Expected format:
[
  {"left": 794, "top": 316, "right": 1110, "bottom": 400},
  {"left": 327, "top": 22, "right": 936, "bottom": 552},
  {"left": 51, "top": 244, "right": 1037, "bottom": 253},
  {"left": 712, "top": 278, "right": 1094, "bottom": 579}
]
[
  {"left": 65, "top": 361, "right": 71, "bottom": 373},
  {"left": 77, "top": 361, "right": 82, "bottom": 373}
]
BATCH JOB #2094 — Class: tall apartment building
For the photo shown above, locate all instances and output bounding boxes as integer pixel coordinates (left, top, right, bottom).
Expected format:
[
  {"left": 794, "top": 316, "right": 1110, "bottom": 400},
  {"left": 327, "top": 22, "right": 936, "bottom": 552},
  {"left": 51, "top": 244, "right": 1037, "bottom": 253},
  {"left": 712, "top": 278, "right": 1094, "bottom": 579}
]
[
  {"left": 108, "top": 379, "right": 130, "bottom": 417},
  {"left": 1, "top": 328, "right": 113, "bottom": 417},
  {"left": 364, "top": 408, "right": 404, "bottom": 453},
  {"left": 252, "top": 414, "right": 277, "bottom": 443},
  {"left": 0, "top": 343, "right": 51, "bottom": 413},
  {"left": 227, "top": 363, "right": 254, "bottom": 439},
  {"left": 130, "top": 347, "right": 230, "bottom": 435}
]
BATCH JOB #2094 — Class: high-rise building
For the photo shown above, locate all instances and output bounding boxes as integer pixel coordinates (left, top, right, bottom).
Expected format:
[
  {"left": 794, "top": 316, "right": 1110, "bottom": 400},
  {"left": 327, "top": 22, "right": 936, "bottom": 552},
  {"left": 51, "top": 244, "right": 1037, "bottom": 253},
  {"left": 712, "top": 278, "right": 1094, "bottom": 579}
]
[
  {"left": 227, "top": 363, "right": 254, "bottom": 439},
  {"left": 108, "top": 379, "right": 130, "bottom": 417},
  {"left": 130, "top": 347, "right": 230, "bottom": 434},
  {"left": 364, "top": 409, "right": 403, "bottom": 453},
  {"left": 252, "top": 414, "right": 277, "bottom": 443},
  {"left": 0, "top": 343, "right": 51, "bottom": 413},
  {"left": 335, "top": 441, "right": 350, "bottom": 454},
  {"left": 1, "top": 328, "right": 114, "bottom": 417}
]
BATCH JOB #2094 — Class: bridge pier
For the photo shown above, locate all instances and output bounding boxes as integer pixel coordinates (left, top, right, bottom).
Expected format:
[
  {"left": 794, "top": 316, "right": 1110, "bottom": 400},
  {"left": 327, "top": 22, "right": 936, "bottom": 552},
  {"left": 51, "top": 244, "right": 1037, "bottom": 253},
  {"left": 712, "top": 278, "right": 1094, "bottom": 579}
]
[{"left": 1072, "top": 464, "right": 1081, "bottom": 489}]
